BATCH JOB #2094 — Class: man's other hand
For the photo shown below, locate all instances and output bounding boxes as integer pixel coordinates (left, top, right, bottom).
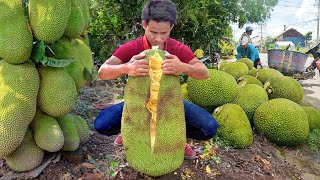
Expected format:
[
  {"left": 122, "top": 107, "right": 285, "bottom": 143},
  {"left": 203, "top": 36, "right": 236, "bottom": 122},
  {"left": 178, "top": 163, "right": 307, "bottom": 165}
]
[
  {"left": 127, "top": 54, "right": 149, "bottom": 76},
  {"left": 163, "top": 54, "right": 185, "bottom": 75}
]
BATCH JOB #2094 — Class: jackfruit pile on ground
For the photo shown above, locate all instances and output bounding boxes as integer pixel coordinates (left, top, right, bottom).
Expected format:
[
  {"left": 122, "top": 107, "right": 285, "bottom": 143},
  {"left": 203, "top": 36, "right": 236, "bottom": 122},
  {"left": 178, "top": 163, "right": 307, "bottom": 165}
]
[
  {"left": 184, "top": 58, "right": 319, "bottom": 148},
  {"left": 0, "top": 0, "right": 92, "bottom": 172}
]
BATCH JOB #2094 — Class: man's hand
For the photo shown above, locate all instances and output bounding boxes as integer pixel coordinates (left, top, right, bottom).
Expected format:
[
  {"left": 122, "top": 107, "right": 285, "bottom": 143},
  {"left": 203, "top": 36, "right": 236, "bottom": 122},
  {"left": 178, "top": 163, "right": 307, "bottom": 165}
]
[
  {"left": 127, "top": 54, "right": 149, "bottom": 76},
  {"left": 163, "top": 54, "right": 185, "bottom": 75}
]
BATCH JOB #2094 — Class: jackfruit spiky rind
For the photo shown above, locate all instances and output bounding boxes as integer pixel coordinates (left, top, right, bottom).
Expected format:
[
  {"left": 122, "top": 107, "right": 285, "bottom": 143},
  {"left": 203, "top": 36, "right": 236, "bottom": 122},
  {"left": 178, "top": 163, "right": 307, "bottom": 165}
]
[
  {"left": 5, "top": 129, "right": 44, "bottom": 172},
  {"left": 0, "top": 61, "right": 39, "bottom": 157},
  {"left": 50, "top": 38, "right": 94, "bottom": 90},
  {"left": 70, "top": 114, "right": 90, "bottom": 145},
  {"left": 57, "top": 114, "right": 80, "bottom": 151},
  {"left": 121, "top": 49, "right": 185, "bottom": 177},
  {"left": 31, "top": 109, "right": 64, "bottom": 152},
  {"left": 237, "top": 75, "right": 263, "bottom": 87},
  {"left": 213, "top": 104, "right": 253, "bottom": 148},
  {"left": 255, "top": 68, "right": 283, "bottom": 84},
  {"left": 187, "top": 69, "right": 238, "bottom": 107},
  {"left": 233, "top": 84, "right": 269, "bottom": 121},
  {"left": 0, "top": 0, "right": 33, "bottom": 64},
  {"left": 238, "top": 58, "right": 254, "bottom": 70},
  {"left": 301, "top": 106, "right": 320, "bottom": 130},
  {"left": 64, "top": 0, "right": 85, "bottom": 39},
  {"left": 220, "top": 61, "right": 249, "bottom": 80},
  {"left": 253, "top": 98, "right": 309, "bottom": 146},
  {"left": 28, "top": 0, "right": 71, "bottom": 43},
  {"left": 264, "top": 76, "right": 303, "bottom": 104},
  {"left": 38, "top": 66, "right": 78, "bottom": 117}
]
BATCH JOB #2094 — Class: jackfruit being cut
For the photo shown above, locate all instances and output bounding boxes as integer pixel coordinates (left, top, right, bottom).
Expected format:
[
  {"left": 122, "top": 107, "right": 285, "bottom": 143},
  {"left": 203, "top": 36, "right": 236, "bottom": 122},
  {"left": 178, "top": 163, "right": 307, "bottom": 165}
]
[{"left": 121, "top": 48, "right": 186, "bottom": 177}]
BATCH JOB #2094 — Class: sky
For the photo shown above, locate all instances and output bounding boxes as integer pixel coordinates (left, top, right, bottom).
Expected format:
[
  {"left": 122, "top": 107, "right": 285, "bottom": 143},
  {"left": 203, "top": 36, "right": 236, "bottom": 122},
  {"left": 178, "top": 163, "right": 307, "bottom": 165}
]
[{"left": 233, "top": 0, "right": 319, "bottom": 41}]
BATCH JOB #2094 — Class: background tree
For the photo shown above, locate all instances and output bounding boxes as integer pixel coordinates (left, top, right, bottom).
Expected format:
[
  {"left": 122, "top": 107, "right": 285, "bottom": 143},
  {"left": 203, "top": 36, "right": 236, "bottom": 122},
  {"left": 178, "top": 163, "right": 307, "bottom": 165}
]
[
  {"left": 89, "top": 0, "right": 278, "bottom": 63},
  {"left": 304, "top": 31, "right": 312, "bottom": 48}
]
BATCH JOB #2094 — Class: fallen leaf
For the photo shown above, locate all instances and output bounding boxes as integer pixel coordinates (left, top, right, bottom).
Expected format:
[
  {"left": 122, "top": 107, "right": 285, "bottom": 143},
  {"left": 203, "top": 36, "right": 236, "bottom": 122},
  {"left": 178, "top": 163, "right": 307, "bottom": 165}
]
[
  {"left": 205, "top": 165, "right": 212, "bottom": 174},
  {"left": 81, "top": 172, "right": 102, "bottom": 180},
  {"left": 254, "top": 155, "right": 271, "bottom": 173},
  {"left": 81, "top": 162, "right": 95, "bottom": 169}
]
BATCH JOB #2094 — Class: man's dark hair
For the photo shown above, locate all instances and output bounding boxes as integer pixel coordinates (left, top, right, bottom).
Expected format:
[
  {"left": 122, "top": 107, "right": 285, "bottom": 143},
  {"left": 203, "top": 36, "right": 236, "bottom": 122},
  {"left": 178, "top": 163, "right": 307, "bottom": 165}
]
[{"left": 142, "top": 0, "right": 177, "bottom": 25}]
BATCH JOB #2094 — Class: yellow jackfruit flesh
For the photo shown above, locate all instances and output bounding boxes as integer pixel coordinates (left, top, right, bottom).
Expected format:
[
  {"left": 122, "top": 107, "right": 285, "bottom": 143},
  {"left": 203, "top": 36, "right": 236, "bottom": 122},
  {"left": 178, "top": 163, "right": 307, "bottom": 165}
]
[
  {"left": 0, "top": 0, "right": 33, "bottom": 64},
  {"left": 30, "top": 109, "right": 64, "bottom": 152},
  {"left": 5, "top": 129, "right": 44, "bottom": 172},
  {"left": 121, "top": 49, "right": 185, "bottom": 176},
  {"left": 0, "top": 61, "right": 39, "bottom": 157},
  {"left": 28, "top": 0, "right": 71, "bottom": 43}
]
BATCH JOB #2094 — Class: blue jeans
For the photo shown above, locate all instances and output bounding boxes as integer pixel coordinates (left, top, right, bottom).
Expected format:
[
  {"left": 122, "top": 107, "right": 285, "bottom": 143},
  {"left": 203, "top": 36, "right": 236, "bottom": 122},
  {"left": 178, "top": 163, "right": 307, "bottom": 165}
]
[{"left": 94, "top": 100, "right": 219, "bottom": 140}]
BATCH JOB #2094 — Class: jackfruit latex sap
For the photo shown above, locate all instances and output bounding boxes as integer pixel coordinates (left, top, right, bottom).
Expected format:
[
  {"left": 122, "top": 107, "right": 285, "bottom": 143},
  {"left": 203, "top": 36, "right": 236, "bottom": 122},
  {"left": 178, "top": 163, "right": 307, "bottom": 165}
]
[{"left": 121, "top": 49, "right": 186, "bottom": 177}]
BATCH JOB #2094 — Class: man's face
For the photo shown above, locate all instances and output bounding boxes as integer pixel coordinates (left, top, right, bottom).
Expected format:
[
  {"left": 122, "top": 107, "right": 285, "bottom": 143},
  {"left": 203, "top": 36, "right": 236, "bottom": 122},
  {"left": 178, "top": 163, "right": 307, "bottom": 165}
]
[
  {"left": 247, "top": 31, "right": 252, "bottom": 36},
  {"left": 242, "top": 44, "right": 248, "bottom": 49},
  {"left": 142, "top": 20, "right": 173, "bottom": 47}
]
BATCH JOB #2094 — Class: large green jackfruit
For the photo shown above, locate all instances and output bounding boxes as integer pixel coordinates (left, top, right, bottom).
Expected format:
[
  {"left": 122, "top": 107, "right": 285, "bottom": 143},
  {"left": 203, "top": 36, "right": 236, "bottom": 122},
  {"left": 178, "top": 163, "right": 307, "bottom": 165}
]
[
  {"left": 30, "top": 109, "right": 64, "bottom": 152},
  {"left": 253, "top": 98, "right": 309, "bottom": 146},
  {"left": 264, "top": 76, "right": 303, "bottom": 104},
  {"left": 50, "top": 38, "right": 94, "bottom": 90},
  {"left": 5, "top": 129, "right": 44, "bottom": 172},
  {"left": 79, "top": 0, "right": 90, "bottom": 31},
  {"left": 213, "top": 104, "right": 253, "bottom": 148},
  {"left": 238, "top": 58, "right": 254, "bottom": 70},
  {"left": 187, "top": 69, "right": 238, "bottom": 107},
  {"left": 237, "top": 75, "right": 263, "bottom": 87},
  {"left": 57, "top": 114, "right": 80, "bottom": 151},
  {"left": 70, "top": 114, "right": 90, "bottom": 145},
  {"left": 64, "top": 0, "right": 85, "bottom": 39},
  {"left": 0, "top": 61, "right": 39, "bottom": 157},
  {"left": 301, "top": 106, "right": 320, "bottom": 130},
  {"left": 122, "top": 49, "right": 185, "bottom": 176},
  {"left": 220, "top": 61, "right": 249, "bottom": 80},
  {"left": 38, "top": 66, "right": 78, "bottom": 117},
  {"left": 233, "top": 84, "right": 269, "bottom": 121},
  {"left": 28, "top": 0, "right": 71, "bottom": 43},
  {"left": 0, "top": 0, "right": 33, "bottom": 64},
  {"left": 255, "top": 68, "right": 283, "bottom": 84}
]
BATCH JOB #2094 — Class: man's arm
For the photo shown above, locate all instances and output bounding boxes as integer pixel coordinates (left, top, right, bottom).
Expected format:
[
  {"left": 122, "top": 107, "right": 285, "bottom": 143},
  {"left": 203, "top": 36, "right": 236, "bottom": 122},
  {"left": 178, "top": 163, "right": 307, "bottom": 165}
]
[
  {"left": 163, "top": 54, "right": 209, "bottom": 80},
  {"left": 98, "top": 54, "right": 148, "bottom": 80}
]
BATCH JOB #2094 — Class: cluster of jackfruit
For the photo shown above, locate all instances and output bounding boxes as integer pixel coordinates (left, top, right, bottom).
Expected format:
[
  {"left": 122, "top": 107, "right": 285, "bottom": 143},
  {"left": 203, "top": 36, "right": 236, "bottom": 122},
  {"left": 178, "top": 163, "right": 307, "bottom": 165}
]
[
  {"left": 184, "top": 58, "right": 319, "bottom": 148},
  {"left": 0, "top": 0, "right": 92, "bottom": 172}
]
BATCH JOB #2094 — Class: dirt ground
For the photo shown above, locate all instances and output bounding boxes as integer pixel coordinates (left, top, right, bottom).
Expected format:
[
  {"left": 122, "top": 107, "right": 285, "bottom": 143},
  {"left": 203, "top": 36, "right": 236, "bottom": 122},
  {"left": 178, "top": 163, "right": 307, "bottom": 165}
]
[{"left": 1, "top": 79, "right": 320, "bottom": 180}]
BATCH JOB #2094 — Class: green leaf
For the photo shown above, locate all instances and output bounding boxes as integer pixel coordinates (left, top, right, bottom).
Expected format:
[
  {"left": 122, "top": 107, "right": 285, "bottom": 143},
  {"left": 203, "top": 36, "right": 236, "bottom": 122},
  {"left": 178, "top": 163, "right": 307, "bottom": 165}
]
[
  {"left": 83, "top": 67, "right": 93, "bottom": 80},
  {"left": 31, "top": 41, "right": 46, "bottom": 64},
  {"left": 44, "top": 57, "right": 75, "bottom": 67},
  {"left": 109, "top": 170, "right": 118, "bottom": 177},
  {"left": 109, "top": 161, "right": 119, "bottom": 167}
]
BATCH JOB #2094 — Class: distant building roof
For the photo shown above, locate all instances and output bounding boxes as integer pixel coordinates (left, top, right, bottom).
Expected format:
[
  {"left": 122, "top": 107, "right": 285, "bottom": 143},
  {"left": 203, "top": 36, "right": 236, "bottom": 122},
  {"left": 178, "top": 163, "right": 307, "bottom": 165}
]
[{"left": 276, "top": 28, "right": 304, "bottom": 38}]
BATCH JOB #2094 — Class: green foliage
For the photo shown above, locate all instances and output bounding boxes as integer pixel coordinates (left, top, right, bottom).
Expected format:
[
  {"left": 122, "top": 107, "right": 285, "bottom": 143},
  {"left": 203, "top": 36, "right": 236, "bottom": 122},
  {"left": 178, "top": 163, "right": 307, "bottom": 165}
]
[
  {"left": 88, "top": 0, "right": 278, "bottom": 62},
  {"left": 307, "top": 129, "right": 320, "bottom": 152},
  {"left": 218, "top": 40, "right": 235, "bottom": 56}
]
